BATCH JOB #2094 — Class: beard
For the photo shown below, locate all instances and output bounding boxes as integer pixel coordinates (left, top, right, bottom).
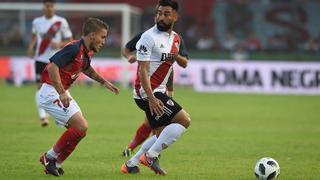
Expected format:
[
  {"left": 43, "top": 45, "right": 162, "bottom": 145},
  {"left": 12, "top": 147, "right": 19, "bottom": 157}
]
[
  {"left": 91, "top": 45, "right": 98, "bottom": 52},
  {"left": 156, "top": 21, "right": 171, "bottom": 32}
]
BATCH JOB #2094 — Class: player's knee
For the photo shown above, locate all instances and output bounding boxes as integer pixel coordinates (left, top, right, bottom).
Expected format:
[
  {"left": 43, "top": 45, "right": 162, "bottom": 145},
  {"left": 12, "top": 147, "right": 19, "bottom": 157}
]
[
  {"left": 180, "top": 110, "right": 191, "bottom": 128},
  {"left": 183, "top": 113, "right": 191, "bottom": 128},
  {"left": 79, "top": 121, "right": 88, "bottom": 132}
]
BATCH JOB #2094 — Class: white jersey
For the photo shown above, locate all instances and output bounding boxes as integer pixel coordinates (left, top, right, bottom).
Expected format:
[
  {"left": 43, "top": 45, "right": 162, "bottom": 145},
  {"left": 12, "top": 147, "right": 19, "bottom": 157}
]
[
  {"left": 32, "top": 15, "right": 72, "bottom": 63},
  {"left": 134, "top": 25, "right": 181, "bottom": 99}
]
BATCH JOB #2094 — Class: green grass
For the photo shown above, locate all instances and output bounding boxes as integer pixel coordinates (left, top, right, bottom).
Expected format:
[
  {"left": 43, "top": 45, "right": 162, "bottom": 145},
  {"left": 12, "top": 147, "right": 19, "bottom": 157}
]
[{"left": 0, "top": 83, "right": 320, "bottom": 179}]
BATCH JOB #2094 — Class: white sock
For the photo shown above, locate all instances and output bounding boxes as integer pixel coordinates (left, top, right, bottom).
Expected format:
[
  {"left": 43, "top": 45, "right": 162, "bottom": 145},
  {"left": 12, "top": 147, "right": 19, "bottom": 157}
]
[
  {"left": 36, "top": 90, "right": 46, "bottom": 119},
  {"left": 127, "top": 135, "right": 157, "bottom": 167},
  {"left": 47, "top": 148, "right": 58, "bottom": 159},
  {"left": 147, "top": 123, "right": 186, "bottom": 158},
  {"left": 56, "top": 162, "right": 61, "bottom": 168}
]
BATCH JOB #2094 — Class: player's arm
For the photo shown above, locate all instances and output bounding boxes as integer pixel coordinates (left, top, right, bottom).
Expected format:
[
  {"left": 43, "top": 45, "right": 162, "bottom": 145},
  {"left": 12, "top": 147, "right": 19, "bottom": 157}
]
[
  {"left": 48, "top": 44, "right": 79, "bottom": 107},
  {"left": 47, "top": 62, "right": 71, "bottom": 108},
  {"left": 27, "top": 34, "right": 36, "bottom": 58},
  {"left": 175, "top": 37, "right": 189, "bottom": 68},
  {"left": 137, "top": 33, "right": 163, "bottom": 116},
  {"left": 122, "top": 47, "right": 136, "bottom": 64},
  {"left": 139, "top": 61, "right": 164, "bottom": 116},
  {"left": 166, "top": 70, "right": 174, "bottom": 98},
  {"left": 175, "top": 54, "right": 188, "bottom": 68},
  {"left": 82, "top": 66, "right": 119, "bottom": 94},
  {"left": 28, "top": 20, "right": 37, "bottom": 58},
  {"left": 121, "top": 32, "right": 143, "bottom": 64}
]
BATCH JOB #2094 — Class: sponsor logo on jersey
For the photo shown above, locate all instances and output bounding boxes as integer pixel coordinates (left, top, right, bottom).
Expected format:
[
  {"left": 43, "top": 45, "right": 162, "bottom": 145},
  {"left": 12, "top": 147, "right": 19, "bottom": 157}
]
[
  {"left": 138, "top": 45, "right": 148, "bottom": 55},
  {"left": 161, "top": 53, "right": 175, "bottom": 61}
]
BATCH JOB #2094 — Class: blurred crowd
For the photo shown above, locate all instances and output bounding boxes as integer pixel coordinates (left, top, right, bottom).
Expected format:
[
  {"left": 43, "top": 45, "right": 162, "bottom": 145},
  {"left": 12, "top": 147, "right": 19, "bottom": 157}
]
[{"left": 0, "top": 0, "right": 319, "bottom": 59}]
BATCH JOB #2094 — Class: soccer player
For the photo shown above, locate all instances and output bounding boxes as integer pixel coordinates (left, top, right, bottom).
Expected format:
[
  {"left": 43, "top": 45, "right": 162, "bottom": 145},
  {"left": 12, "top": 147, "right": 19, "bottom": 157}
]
[
  {"left": 121, "top": 0, "right": 190, "bottom": 175},
  {"left": 121, "top": 30, "right": 189, "bottom": 157},
  {"left": 27, "top": 0, "right": 73, "bottom": 127},
  {"left": 38, "top": 18, "right": 119, "bottom": 177}
]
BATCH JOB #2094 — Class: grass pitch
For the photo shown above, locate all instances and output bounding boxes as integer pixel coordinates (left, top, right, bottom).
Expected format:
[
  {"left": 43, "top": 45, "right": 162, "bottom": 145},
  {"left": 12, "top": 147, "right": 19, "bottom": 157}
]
[{"left": 0, "top": 83, "right": 319, "bottom": 179}]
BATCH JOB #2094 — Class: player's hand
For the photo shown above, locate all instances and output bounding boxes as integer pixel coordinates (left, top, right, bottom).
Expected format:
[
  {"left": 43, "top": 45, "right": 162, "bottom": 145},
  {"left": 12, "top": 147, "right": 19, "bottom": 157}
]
[
  {"left": 104, "top": 81, "right": 120, "bottom": 95},
  {"left": 59, "top": 92, "right": 72, "bottom": 108},
  {"left": 127, "top": 55, "right": 137, "bottom": 64},
  {"left": 148, "top": 96, "right": 164, "bottom": 117},
  {"left": 51, "top": 42, "right": 62, "bottom": 49}
]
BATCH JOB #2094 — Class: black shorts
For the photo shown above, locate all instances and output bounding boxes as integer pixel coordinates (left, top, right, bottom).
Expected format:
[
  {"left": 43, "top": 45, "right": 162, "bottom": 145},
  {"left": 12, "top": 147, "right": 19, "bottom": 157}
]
[
  {"left": 35, "top": 61, "right": 48, "bottom": 83},
  {"left": 135, "top": 92, "right": 182, "bottom": 128}
]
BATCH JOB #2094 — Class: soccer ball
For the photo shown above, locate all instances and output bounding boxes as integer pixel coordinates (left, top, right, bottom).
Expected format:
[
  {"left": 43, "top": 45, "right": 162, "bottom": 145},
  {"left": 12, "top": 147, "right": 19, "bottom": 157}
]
[{"left": 254, "top": 157, "right": 280, "bottom": 180}]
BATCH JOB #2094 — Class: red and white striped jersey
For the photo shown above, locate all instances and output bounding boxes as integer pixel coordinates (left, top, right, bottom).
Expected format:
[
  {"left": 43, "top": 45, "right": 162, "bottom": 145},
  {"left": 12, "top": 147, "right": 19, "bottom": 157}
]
[
  {"left": 134, "top": 25, "right": 181, "bottom": 99},
  {"left": 32, "top": 15, "right": 72, "bottom": 63}
]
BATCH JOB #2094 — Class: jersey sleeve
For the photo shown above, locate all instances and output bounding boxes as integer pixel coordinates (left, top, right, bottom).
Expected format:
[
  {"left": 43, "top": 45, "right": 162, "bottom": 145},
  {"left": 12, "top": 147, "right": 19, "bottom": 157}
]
[
  {"left": 178, "top": 36, "right": 189, "bottom": 59},
  {"left": 125, "top": 32, "right": 143, "bottom": 52},
  {"left": 31, "top": 19, "right": 37, "bottom": 34},
  {"left": 136, "top": 33, "right": 155, "bottom": 61},
  {"left": 49, "top": 44, "right": 79, "bottom": 67},
  {"left": 61, "top": 18, "right": 72, "bottom": 39}
]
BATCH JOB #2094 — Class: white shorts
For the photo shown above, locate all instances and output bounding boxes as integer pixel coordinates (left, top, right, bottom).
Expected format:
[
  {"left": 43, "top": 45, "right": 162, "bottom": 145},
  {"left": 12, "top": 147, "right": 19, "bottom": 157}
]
[{"left": 38, "top": 83, "right": 81, "bottom": 127}]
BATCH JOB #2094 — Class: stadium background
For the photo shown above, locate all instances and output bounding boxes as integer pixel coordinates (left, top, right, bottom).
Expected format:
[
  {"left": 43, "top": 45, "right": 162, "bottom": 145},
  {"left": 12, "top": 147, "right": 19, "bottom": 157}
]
[{"left": 0, "top": 0, "right": 320, "bottom": 179}]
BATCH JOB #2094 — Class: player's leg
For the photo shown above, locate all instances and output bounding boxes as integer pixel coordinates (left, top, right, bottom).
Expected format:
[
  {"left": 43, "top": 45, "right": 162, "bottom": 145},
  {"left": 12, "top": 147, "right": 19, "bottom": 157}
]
[
  {"left": 123, "top": 117, "right": 152, "bottom": 157},
  {"left": 141, "top": 93, "right": 191, "bottom": 175},
  {"left": 147, "top": 109, "right": 190, "bottom": 158},
  {"left": 55, "top": 112, "right": 88, "bottom": 163},
  {"left": 34, "top": 61, "right": 48, "bottom": 127},
  {"left": 38, "top": 85, "right": 86, "bottom": 176},
  {"left": 121, "top": 134, "right": 157, "bottom": 174},
  {"left": 122, "top": 99, "right": 157, "bottom": 174},
  {"left": 43, "top": 112, "right": 87, "bottom": 176}
]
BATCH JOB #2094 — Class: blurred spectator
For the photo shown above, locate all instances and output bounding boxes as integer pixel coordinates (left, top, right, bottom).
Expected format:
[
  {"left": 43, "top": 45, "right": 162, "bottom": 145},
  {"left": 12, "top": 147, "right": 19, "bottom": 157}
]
[
  {"left": 303, "top": 38, "right": 319, "bottom": 52},
  {"left": 231, "top": 44, "right": 249, "bottom": 61},
  {"left": 223, "top": 32, "right": 238, "bottom": 51},
  {"left": 1, "top": 0, "right": 320, "bottom": 59},
  {"left": 184, "top": 22, "right": 198, "bottom": 49},
  {"left": 244, "top": 33, "right": 262, "bottom": 51},
  {"left": 196, "top": 31, "right": 214, "bottom": 50},
  {"left": 267, "top": 33, "right": 289, "bottom": 51},
  {"left": 1, "top": 22, "right": 23, "bottom": 47}
]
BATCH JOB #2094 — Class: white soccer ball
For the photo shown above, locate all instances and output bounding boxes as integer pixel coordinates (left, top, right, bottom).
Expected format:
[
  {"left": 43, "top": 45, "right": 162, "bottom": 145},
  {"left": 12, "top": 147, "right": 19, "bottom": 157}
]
[{"left": 254, "top": 157, "right": 280, "bottom": 180}]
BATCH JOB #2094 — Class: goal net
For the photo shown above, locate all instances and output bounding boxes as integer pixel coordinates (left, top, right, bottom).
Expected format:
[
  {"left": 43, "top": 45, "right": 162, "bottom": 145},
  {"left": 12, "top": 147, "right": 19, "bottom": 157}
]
[
  {"left": 0, "top": 2, "right": 141, "bottom": 55},
  {"left": 0, "top": 2, "right": 141, "bottom": 87}
]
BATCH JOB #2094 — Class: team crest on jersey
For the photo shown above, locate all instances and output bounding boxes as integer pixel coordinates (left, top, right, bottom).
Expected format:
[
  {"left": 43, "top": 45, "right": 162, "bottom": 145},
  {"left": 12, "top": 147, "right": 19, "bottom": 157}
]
[
  {"left": 160, "top": 44, "right": 164, "bottom": 48},
  {"left": 166, "top": 99, "right": 174, "bottom": 106}
]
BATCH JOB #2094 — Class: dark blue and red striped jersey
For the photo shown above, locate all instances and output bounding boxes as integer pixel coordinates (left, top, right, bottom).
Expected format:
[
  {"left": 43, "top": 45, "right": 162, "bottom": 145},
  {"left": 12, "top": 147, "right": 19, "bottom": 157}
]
[{"left": 41, "top": 39, "right": 94, "bottom": 90}]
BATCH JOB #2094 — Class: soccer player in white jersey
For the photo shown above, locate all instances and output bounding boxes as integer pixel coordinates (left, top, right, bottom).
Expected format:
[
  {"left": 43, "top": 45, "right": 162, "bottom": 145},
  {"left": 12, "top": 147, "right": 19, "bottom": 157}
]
[
  {"left": 121, "top": 30, "right": 189, "bottom": 157},
  {"left": 121, "top": 0, "right": 190, "bottom": 175},
  {"left": 27, "top": 0, "right": 73, "bottom": 127}
]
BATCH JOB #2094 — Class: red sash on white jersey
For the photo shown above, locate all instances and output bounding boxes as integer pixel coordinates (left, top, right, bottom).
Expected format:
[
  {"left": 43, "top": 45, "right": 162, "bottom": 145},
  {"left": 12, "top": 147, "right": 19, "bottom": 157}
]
[
  {"left": 135, "top": 33, "right": 180, "bottom": 98},
  {"left": 38, "top": 21, "right": 61, "bottom": 56}
]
